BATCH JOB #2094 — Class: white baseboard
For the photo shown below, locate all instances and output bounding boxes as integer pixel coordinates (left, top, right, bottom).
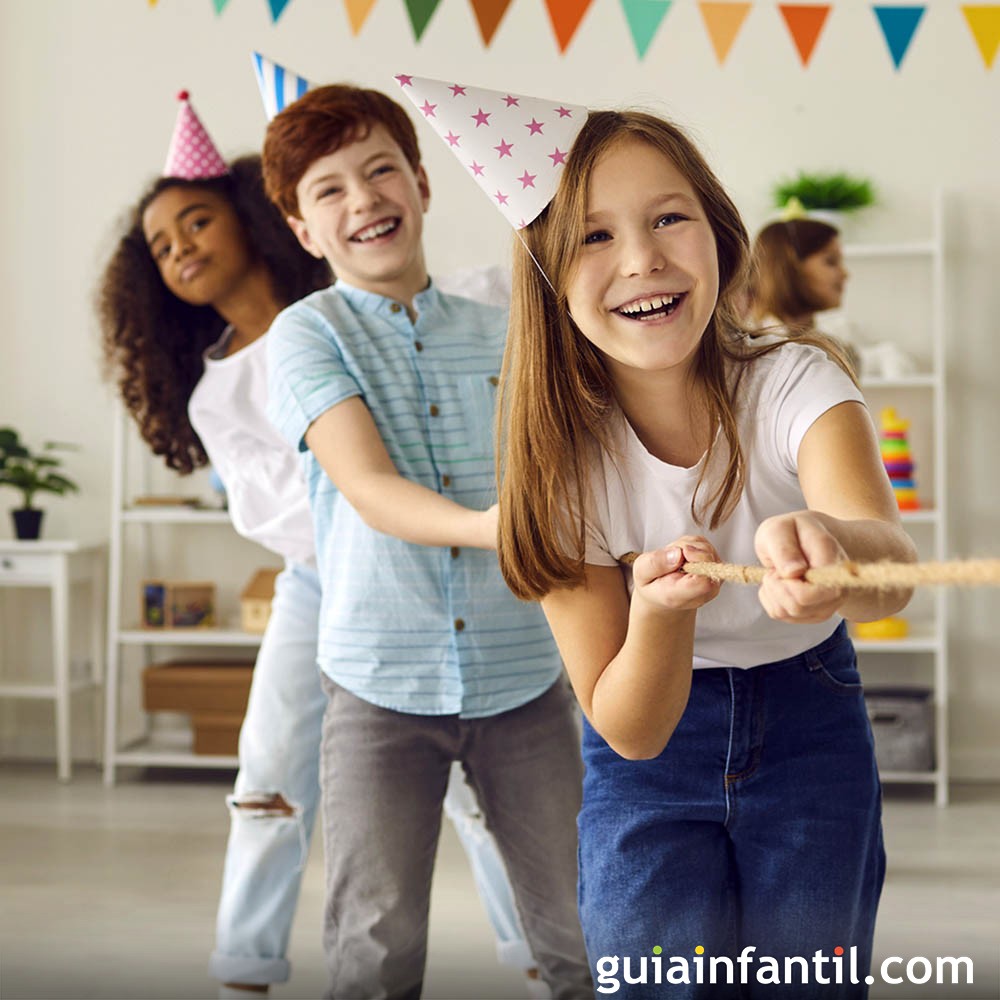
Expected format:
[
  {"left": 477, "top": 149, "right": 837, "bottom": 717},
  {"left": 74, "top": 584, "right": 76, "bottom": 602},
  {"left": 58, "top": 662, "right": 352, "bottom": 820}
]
[{"left": 949, "top": 747, "right": 1000, "bottom": 782}]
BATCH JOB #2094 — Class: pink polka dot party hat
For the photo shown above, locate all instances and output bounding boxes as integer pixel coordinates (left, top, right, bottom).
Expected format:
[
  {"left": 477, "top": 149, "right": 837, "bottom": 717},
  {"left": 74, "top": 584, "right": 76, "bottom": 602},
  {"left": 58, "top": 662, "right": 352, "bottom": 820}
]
[{"left": 163, "top": 90, "right": 228, "bottom": 180}]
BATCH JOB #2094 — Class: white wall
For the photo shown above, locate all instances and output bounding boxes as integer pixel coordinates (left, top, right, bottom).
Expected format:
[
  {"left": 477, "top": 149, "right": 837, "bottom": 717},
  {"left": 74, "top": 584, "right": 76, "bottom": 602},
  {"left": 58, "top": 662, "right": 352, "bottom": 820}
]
[{"left": 1, "top": 0, "right": 998, "bottom": 777}]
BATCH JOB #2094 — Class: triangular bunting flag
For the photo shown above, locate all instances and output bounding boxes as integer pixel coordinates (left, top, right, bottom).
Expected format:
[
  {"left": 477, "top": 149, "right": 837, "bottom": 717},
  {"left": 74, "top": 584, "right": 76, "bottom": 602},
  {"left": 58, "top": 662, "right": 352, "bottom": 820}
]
[
  {"left": 698, "top": 2, "right": 752, "bottom": 64},
  {"left": 267, "top": 0, "right": 292, "bottom": 22},
  {"left": 873, "top": 5, "right": 926, "bottom": 70},
  {"left": 252, "top": 52, "right": 312, "bottom": 121},
  {"left": 620, "top": 0, "right": 673, "bottom": 59},
  {"left": 778, "top": 4, "right": 831, "bottom": 66},
  {"left": 404, "top": 0, "right": 443, "bottom": 40},
  {"left": 544, "top": 0, "right": 595, "bottom": 53},
  {"left": 345, "top": 0, "right": 377, "bottom": 33},
  {"left": 470, "top": 0, "right": 515, "bottom": 46},
  {"left": 212, "top": 0, "right": 231, "bottom": 13},
  {"left": 962, "top": 4, "right": 1000, "bottom": 68}
]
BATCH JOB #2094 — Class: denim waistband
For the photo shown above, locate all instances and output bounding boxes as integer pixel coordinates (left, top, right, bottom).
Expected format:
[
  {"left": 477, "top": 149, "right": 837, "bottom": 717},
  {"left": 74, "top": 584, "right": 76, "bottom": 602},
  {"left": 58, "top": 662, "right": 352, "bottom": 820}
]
[{"left": 742, "top": 619, "right": 849, "bottom": 675}]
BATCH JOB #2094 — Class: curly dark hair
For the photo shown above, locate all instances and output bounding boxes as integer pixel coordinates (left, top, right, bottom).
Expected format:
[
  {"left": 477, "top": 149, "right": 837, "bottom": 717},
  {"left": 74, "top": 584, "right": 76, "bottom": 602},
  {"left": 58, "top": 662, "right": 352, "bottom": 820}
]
[{"left": 97, "top": 154, "right": 331, "bottom": 474}]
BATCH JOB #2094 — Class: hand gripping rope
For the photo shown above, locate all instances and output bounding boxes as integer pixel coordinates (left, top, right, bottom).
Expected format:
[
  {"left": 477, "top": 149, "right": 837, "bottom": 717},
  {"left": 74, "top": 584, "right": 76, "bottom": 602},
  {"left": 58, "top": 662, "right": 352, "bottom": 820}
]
[{"left": 614, "top": 555, "right": 1000, "bottom": 590}]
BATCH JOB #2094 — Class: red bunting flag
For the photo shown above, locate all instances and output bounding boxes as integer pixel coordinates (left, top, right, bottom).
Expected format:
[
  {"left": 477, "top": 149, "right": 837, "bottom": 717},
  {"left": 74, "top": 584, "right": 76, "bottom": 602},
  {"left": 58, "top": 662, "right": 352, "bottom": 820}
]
[
  {"left": 778, "top": 3, "right": 831, "bottom": 66},
  {"left": 544, "top": 0, "right": 595, "bottom": 52},
  {"left": 470, "top": 0, "right": 515, "bottom": 46}
]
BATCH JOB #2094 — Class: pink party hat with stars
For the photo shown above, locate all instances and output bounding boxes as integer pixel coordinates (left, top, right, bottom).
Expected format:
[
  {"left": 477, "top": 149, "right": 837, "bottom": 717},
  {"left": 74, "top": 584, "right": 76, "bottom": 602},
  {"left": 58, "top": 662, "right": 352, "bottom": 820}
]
[
  {"left": 164, "top": 90, "right": 228, "bottom": 180},
  {"left": 395, "top": 74, "right": 587, "bottom": 230}
]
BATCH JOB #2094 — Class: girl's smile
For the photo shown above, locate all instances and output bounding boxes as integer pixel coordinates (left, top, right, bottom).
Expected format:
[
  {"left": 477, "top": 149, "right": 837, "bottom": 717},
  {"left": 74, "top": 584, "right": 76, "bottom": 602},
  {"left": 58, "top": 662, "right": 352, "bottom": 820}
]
[{"left": 565, "top": 137, "right": 719, "bottom": 380}]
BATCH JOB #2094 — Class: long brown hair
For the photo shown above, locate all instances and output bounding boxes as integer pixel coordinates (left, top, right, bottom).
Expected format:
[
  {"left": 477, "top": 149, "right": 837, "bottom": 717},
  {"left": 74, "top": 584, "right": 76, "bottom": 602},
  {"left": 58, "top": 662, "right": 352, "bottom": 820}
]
[
  {"left": 497, "top": 111, "right": 848, "bottom": 601},
  {"left": 748, "top": 218, "right": 840, "bottom": 327},
  {"left": 97, "top": 155, "right": 330, "bottom": 473}
]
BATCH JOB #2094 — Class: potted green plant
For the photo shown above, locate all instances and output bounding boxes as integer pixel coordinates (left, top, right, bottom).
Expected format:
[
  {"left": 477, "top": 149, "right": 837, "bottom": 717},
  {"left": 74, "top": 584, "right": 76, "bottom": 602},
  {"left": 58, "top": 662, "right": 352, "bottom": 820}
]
[
  {"left": 0, "top": 427, "right": 80, "bottom": 540},
  {"left": 772, "top": 171, "right": 876, "bottom": 227}
]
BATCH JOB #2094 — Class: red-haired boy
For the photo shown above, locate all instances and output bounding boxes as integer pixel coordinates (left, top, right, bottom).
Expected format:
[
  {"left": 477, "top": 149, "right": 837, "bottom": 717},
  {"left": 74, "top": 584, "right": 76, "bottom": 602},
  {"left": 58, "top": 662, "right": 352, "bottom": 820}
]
[{"left": 263, "top": 84, "right": 591, "bottom": 999}]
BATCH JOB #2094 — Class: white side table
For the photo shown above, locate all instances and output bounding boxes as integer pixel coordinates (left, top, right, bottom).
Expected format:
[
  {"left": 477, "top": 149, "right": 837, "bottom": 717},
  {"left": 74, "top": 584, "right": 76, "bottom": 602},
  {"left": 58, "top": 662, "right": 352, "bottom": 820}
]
[{"left": 0, "top": 540, "right": 106, "bottom": 780}]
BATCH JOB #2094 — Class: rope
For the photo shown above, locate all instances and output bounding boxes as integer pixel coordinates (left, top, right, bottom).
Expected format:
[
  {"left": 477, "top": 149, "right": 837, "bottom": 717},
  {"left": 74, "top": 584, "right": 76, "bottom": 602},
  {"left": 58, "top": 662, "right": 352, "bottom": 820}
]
[{"left": 614, "top": 555, "right": 1000, "bottom": 590}]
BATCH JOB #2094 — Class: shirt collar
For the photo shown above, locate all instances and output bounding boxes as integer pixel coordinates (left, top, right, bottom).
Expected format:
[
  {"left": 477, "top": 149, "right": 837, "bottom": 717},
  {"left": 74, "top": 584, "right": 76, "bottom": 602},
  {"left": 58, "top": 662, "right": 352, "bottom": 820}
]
[{"left": 334, "top": 277, "right": 441, "bottom": 321}]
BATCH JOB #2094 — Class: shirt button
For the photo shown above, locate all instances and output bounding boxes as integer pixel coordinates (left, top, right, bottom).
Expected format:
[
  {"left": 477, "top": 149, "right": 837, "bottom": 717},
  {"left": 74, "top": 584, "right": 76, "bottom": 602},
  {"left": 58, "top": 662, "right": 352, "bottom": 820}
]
[
  {"left": 488, "top": 375, "right": 499, "bottom": 386},
  {"left": 450, "top": 546, "right": 460, "bottom": 559},
  {"left": 454, "top": 618, "right": 466, "bottom": 631},
  {"left": 390, "top": 302, "right": 402, "bottom": 313},
  {"left": 429, "top": 404, "right": 440, "bottom": 417},
  {"left": 414, "top": 340, "right": 424, "bottom": 352},
  {"left": 441, "top": 474, "right": 452, "bottom": 487}
]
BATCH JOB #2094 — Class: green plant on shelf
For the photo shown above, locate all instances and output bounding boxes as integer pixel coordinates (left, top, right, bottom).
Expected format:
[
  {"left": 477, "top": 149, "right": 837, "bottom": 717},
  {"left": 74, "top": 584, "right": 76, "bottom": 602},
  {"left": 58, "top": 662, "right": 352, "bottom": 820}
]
[
  {"left": 0, "top": 427, "right": 79, "bottom": 510},
  {"left": 772, "top": 171, "right": 876, "bottom": 213}
]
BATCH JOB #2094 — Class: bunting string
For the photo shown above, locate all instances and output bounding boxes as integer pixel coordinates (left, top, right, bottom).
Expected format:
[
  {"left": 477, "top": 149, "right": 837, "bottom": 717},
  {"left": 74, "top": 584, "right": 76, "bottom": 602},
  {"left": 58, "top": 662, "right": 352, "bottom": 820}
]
[
  {"left": 148, "top": 2, "right": 1000, "bottom": 71},
  {"left": 614, "top": 555, "right": 1000, "bottom": 590}
]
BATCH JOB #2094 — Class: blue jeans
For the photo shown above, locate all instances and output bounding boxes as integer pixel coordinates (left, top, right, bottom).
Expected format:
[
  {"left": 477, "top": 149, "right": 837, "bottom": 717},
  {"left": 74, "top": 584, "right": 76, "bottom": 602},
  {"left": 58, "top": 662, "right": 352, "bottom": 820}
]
[
  {"left": 209, "top": 562, "right": 536, "bottom": 987},
  {"left": 579, "top": 622, "right": 884, "bottom": 999}
]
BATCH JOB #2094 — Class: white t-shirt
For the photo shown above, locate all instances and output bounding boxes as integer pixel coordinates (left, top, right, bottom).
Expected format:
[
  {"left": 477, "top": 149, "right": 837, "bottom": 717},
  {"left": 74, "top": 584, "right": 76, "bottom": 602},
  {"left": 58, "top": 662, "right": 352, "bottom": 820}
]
[
  {"left": 583, "top": 342, "right": 866, "bottom": 670},
  {"left": 188, "top": 329, "right": 315, "bottom": 566}
]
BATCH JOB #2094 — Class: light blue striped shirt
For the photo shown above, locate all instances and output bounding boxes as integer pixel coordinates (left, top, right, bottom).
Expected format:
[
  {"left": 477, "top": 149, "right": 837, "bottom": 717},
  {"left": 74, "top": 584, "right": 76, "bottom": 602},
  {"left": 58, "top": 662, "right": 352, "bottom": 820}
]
[{"left": 266, "top": 279, "right": 562, "bottom": 718}]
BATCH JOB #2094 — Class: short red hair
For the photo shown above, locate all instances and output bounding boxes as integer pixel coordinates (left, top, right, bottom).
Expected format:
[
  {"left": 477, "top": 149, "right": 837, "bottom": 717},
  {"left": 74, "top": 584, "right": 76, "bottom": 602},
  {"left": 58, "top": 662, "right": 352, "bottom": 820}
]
[{"left": 262, "top": 84, "right": 422, "bottom": 219}]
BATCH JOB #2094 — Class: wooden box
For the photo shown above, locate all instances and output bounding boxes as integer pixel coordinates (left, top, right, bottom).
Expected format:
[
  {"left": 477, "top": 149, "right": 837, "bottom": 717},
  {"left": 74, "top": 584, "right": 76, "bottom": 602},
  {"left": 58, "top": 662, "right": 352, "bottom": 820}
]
[
  {"left": 240, "top": 568, "right": 280, "bottom": 634},
  {"left": 192, "top": 712, "right": 243, "bottom": 755},
  {"left": 142, "top": 661, "right": 254, "bottom": 715},
  {"left": 142, "top": 580, "right": 216, "bottom": 628}
]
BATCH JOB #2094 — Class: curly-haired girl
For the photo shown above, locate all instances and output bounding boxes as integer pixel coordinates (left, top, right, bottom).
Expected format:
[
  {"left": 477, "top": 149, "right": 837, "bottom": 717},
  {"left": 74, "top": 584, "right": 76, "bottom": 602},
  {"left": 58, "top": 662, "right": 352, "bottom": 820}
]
[{"left": 98, "top": 93, "right": 536, "bottom": 1000}]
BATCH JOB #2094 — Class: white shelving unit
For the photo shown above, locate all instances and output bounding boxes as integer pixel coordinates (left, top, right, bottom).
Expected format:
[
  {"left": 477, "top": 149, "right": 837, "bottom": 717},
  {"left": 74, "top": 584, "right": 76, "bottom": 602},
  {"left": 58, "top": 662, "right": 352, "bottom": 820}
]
[
  {"left": 846, "top": 191, "right": 949, "bottom": 805},
  {"left": 102, "top": 409, "right": 263, "bottom": 785}
]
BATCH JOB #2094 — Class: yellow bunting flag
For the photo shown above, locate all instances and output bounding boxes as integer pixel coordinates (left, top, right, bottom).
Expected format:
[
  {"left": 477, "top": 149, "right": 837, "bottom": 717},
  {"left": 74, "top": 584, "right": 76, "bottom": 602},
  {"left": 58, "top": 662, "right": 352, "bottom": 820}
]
[
  {"left": 698, "top": 1, "right": 752, "bottom": 64},
  {"left": 778, "top": 3, "right": 831, "bottom": 66},
  {"left": 962, "top": 4, "right": 1000, "bottom": 68},
  {"left": 544, "top": 0, "right": 595, "bottom": 52},
  {"left": 470, "top": 0, "right": 515, "bottom": 46},
  {"left": 344, "top": 0, "right": 377, "bottom": 35}
]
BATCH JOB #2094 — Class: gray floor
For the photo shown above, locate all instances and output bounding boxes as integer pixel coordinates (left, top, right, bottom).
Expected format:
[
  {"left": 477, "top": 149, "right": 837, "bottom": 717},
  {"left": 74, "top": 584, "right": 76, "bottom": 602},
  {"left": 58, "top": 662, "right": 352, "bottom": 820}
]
[{"left": 1, "top": 763, "right": 998, "bottom": 1000}]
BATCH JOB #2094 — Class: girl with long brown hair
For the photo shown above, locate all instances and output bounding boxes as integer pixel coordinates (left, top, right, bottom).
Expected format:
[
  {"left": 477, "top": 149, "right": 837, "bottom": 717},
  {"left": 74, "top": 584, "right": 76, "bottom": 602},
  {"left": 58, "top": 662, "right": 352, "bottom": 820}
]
[{"left": 492, "top": 108, "right": 915, "bottom": 998}]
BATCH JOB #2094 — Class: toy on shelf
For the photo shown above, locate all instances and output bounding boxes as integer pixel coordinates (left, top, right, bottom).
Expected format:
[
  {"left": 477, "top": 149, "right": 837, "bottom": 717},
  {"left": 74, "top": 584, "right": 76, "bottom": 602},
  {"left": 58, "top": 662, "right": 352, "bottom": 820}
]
[
  {"left": 879, "top": 407, "right": 919, "bottom": 511},
  {"left": 142, "top": 580, "right": 216, "bottom": 628},
  {"left": 853, "top": 616, "right": 909, "bottom": 641}
]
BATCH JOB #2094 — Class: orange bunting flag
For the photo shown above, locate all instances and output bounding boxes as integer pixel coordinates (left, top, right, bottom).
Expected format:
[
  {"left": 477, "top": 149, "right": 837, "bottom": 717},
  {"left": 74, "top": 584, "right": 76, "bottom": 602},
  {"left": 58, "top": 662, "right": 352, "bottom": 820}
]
[
  {"left": 778, "top": 3, "right": 831, "bottom": 66},
  {"left": 698, "top": 2, "right": 752, "bottom": 64},
  {"left": 962, "top": 4, "right": 1000, "bottom": 68},
  {"left": 544, "top": 0, "right": 595, "bottom": 52},
  {"left": 344, "top": 0, "right": 378, "bottom": 35},
  {"left": 470, "top": 0, "right": 515, "bottom": 46}
]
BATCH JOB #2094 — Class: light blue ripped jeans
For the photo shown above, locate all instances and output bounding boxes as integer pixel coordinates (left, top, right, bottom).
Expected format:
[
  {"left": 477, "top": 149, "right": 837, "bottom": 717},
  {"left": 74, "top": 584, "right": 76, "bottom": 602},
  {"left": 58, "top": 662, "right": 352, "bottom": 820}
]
[{"left": 209, "top": 561, "right": 535, "bottom": 987}]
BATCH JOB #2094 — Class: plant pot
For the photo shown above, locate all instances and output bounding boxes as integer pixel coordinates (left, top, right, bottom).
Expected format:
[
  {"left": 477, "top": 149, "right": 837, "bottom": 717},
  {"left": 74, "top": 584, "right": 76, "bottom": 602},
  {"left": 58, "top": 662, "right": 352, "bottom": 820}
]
[
  {"left": 805, "top": 208, "right": 846, "bottom": 230},
  {"left": 12, "top": 508, "right": 44, "bottom": 540}
]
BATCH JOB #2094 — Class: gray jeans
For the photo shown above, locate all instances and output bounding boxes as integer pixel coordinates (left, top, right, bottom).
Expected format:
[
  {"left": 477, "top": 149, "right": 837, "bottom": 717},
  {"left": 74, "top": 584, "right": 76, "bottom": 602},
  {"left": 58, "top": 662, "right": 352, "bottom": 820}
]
[{"left": 319, "top": 676, "right": 593, "bottom": 1000}]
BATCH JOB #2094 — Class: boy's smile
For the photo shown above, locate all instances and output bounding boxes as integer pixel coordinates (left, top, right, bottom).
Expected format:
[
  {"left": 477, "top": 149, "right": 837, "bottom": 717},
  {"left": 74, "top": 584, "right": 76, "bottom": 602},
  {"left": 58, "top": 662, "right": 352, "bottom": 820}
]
[{"left": 287, "top": 124, "right": 431, "bottom": 312}]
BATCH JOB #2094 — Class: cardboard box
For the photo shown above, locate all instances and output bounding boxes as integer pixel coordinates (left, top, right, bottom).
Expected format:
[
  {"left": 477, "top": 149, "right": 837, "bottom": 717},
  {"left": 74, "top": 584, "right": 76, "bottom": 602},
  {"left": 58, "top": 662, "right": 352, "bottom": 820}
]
[
  {"left": 142, "top": 661, "right": 254, "bottom": 715},
  {"left": 192, "top": 712, "right": 243, "bottom": 755},
  {"left": 142, "top": 580, "right": 216, "bottom": 628},
  {"left": 240, "top": 568, "right": 280, "bottom": 634}
]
